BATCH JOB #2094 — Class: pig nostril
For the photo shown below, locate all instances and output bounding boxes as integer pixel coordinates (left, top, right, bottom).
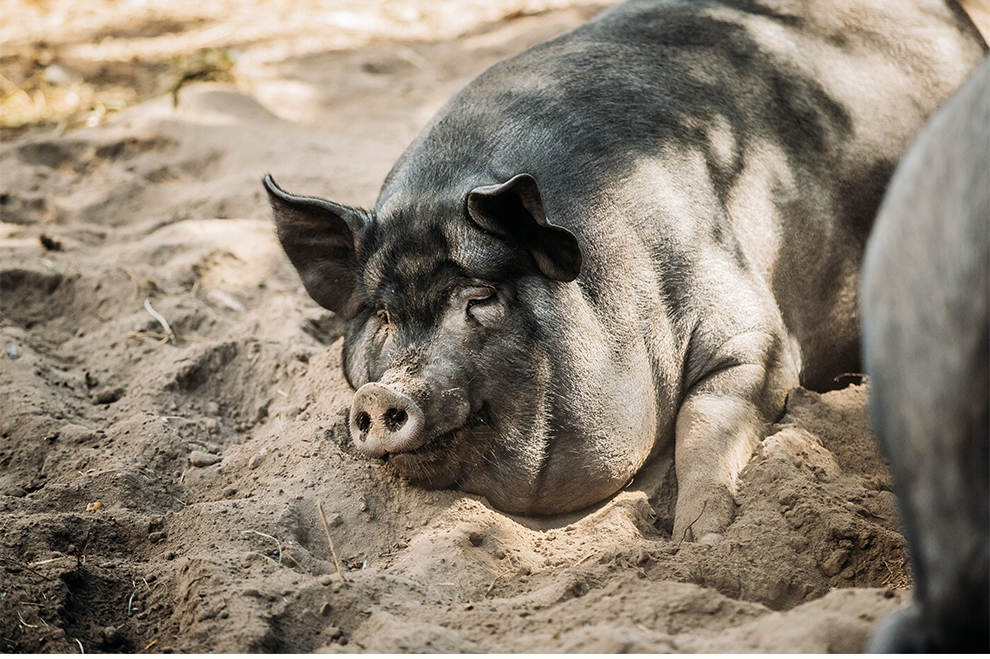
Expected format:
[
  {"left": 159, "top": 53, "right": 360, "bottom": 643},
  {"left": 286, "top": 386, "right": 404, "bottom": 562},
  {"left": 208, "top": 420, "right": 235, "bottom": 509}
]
[
  {"left": 356, "top": 411, "right": 371, "bottom": 433},
  {"left": 383, "top": 408, "right": 407, "bottom": 432}
]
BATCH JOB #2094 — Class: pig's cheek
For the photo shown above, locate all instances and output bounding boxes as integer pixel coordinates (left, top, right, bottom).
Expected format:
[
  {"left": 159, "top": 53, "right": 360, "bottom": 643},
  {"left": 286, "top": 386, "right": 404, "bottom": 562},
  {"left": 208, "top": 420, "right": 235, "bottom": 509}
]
[{"left": 466, "top": 299, "right": 507, "bottom": 328}]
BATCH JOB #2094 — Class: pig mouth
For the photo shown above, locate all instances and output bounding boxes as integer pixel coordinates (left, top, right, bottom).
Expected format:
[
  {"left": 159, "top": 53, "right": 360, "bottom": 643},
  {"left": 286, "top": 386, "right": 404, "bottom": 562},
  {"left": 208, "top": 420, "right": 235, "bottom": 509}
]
[
  {"left": 386, "top": 430, "right": 456, "bottom": 468},
  {"left": 381, "top": 407, "right": 491, "bottom": 485}
]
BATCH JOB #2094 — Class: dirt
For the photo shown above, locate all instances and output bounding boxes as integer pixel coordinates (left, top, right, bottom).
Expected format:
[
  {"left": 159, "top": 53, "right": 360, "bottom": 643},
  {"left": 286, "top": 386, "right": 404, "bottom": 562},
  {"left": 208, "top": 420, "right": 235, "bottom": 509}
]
[{"left": 1, "top": 0, "right": 913, "bottom": 652}]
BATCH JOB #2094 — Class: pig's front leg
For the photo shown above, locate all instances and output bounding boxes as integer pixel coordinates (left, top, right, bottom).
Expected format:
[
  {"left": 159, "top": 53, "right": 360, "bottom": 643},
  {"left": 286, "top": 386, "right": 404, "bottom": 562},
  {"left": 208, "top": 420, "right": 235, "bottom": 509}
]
[{"left": 671, "top": 331, "right": 794, "bottom": 543}]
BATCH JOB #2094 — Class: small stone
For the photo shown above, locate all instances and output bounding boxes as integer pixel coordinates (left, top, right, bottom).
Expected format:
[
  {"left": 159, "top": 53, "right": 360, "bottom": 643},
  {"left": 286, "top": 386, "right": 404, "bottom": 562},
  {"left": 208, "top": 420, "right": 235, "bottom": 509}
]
[
  {"left": 822, "top": 548, "right": 851, "bottom": 577},
  {"left": 320, "top": 602, "right": 332, "bottom": 616},
  {"left": 188, "top": 451, "right": 221, "bottom": 468},
  {"left": 699, "top": 532, "right": 722, "bottom": 546},
  {"left": 93, "top": 387, "right": 124, "bottom": 404},
  {"left": 58, "top": 423, "right": 97, "bottom": 443},
  {"left": 224, "top": 487, "right": 238, "bottom": 498},
  {"left": 148, "top": 531, "right": 166, "bottom": 543},
  {"left": 164, "top": 551, "right": 176, "bottom": 560},
  {"left": 318, "top": 574, "right": 334, "bottom": 586},
  {"left": 325, "top": 626, "right": 342, "bottom": 640},
  {"left": 206, "top": 402, "right": 220, "bottom": 416},
  {"left": 43, "top": 64, "right": 73, "bottom": 86},
  {"left": 248, "top": 453, "right": 265, "bottom": 469},
  {"left": 467, "top": 530, "right": 484, "bottom": 547},
  {"left": 102, "top": 625, "right": 119, "bottom": 644}
]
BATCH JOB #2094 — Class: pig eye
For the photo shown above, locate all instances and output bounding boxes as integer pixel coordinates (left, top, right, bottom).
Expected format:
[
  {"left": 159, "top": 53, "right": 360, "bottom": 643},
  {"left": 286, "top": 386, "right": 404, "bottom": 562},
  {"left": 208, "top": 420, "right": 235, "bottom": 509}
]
[{"left": 464, "top": 286, "right": 496, "bottom": 311}]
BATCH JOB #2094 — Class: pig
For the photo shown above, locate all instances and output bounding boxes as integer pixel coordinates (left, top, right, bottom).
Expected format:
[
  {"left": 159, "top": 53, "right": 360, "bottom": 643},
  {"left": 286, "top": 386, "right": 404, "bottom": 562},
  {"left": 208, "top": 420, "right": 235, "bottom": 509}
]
[
  {"left": 265, "top": 0, "right": 986, "bottom": 542},
  {"left": 863, "top": 57, "right": 989, "bottom": 652}
]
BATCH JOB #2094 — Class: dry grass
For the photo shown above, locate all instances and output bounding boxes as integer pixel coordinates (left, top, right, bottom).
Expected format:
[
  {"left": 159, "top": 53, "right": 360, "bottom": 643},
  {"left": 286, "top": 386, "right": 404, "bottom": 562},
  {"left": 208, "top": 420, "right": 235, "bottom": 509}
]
[{"left": 0, "top": 0, "right": 603, "bottom": 140}]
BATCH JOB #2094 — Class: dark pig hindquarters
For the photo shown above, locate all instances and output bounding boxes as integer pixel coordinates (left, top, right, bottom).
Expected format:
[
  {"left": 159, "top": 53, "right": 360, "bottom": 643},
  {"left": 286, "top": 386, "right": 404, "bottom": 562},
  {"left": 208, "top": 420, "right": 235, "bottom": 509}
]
[
  {"left": 863, "top": 58, "right": 990, "bottom": 653},
  {"left": 266, "top": 0, "right": 986, "bottom": 542}
]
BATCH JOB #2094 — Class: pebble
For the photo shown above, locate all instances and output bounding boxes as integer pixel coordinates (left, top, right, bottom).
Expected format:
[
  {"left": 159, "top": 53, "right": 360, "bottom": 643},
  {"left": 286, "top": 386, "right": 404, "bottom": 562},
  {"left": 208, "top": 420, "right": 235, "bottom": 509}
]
[
  {"left": 822, "top": 548, "right": 851, "bottom": 577},
  {"left": 93, "top": 387, "right": 124, "bottom": 404},
  {"left": 699, "top": 532, "right": 722, "bottom": 546},
  {"left": 43, "top": 64, "right": 73, "bottom": 86},
  {"left": 248, "top": 453, "right": 266, "bottom": 469},
  {"left": 148, "top": 531, "right": 166, "bottom": 543},
  {"left": 188, "top": 451, "right": 221, "bottom": 468},
  {"left": 58, "top": 423, "right": 97, "bottom": 443}
]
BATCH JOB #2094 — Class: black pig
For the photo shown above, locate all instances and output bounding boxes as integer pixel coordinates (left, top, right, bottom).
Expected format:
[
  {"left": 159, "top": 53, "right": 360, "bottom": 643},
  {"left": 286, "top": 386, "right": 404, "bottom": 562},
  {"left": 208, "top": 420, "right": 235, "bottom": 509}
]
[
  {"left": 863, "top": 57, "right": 989, "bottom": 652},
  {"left": 267, "top": 0, "right": 985, "bottom": 542}
]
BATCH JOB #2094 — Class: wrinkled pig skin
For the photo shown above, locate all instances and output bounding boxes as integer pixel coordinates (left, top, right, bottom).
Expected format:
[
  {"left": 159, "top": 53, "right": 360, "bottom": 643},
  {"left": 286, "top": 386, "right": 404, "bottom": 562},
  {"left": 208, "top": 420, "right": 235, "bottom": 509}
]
[
  {"left": 864, "top": 57, "right": 989, "bottom": 653},
  {"left": 266, "top": 0, "right": 986, "bottom": 542}
]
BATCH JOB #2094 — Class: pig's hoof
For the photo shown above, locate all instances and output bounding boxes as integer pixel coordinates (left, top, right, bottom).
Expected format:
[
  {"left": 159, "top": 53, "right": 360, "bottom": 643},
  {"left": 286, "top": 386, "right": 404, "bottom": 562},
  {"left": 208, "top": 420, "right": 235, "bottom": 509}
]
[{"left": 672, "top": 486, "right": 735, "bottom": 543}]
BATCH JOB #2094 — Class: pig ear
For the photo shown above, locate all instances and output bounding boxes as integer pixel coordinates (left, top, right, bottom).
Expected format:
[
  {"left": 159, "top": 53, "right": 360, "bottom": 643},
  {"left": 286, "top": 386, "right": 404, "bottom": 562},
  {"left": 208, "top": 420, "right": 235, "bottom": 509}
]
[
  {"left": 264, "top": 174, "right": 366, "bottom": 317},
  {"left": 466, "top": 173, "right": 582, "bottom": 282}
]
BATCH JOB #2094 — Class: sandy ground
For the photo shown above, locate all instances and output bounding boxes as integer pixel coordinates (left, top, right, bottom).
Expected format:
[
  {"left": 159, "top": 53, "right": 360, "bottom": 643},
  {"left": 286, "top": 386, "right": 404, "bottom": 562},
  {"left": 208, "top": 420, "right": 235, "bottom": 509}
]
[{"left": 1, "top": 0, "right": 914, "bottom": 652}]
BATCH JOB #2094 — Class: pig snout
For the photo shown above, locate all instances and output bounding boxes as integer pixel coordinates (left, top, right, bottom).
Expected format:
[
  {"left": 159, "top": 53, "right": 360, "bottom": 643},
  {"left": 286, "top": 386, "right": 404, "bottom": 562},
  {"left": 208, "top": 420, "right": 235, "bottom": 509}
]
[{"left": 350, "top": 383, "right": 426, "bottom": 457}]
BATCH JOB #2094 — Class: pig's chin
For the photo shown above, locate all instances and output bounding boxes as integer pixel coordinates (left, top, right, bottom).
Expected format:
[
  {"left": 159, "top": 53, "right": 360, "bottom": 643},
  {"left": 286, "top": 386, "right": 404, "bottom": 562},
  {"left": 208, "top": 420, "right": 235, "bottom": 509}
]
[{"left": 382, "top": 428, "right": 465, "bottom": 488}]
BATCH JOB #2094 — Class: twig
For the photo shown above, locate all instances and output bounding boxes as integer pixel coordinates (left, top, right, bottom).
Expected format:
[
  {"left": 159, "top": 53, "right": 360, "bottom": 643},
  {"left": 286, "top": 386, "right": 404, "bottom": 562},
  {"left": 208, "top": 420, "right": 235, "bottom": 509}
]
[
  {"left": 317, "top": 500, "right": 347, "bottom": 583},
  {"left": 74, "top": 638, "right": 84, "bottom": 654},
  {"left": 283, "top": 551, "right": 312, "bottom": 576},
  {"left": 143, "top": 639, "right": 158, "bottom": 651},
  {"left": 485, "top": 570, "right": 512, "bottom": 596},
  {"left": 143, "top": 298, "right": 176, "bottom": 344},
  {"left": 241, "top": 530, "right": 282, "bottom": 564},
  {"left": 574, "top": 551, "right": 595, "bottom": 566},
  {"left": 16, "top": 612, "right": 38, "bottom": 628},
  {"left": 28, "top": 557, "right": 69, "bottom": 567},
  {"left": 128, "top": 580, "right": 139, "bottom": 615},
  {"left": 2, "top": 556, "right": 46, "bottom": 580},
  {"left": 677, "top": 499, "right": 708, "bottom": 545}
]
